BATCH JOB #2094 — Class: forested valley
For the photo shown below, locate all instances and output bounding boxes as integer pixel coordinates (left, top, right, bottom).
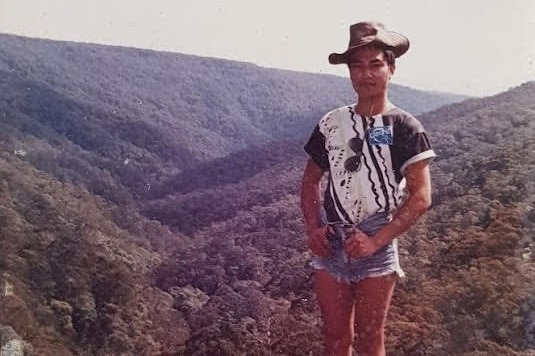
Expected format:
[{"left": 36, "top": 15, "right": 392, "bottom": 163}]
[{"left": 0, "top": 33, "right": 532, "bottom": 355}]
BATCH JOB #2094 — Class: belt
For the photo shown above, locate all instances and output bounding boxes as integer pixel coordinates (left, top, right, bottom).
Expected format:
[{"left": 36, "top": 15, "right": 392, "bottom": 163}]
[{"left": 325, "top": 212, "right": 391, "bottom": 239}]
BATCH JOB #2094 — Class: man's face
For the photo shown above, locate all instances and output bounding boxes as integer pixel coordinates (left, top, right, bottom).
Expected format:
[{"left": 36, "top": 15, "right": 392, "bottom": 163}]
[{"left": 348, "top": 47, "right": 394, "bottom": 99}]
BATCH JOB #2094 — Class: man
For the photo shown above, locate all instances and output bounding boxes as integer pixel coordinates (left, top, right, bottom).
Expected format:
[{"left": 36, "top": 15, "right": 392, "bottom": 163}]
[{"left": 301, "top": 22, "right": 435, "bottom": 356}]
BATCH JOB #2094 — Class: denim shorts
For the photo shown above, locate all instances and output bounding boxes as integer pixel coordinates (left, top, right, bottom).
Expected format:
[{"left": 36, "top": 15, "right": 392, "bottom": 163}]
[{"left": 310, "top": 212, "right": 405, "bottom": 283}]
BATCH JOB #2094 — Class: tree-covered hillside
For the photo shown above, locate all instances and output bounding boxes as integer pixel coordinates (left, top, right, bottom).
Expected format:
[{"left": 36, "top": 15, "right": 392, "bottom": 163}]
[
  {"left": 0, "top": 150, "right": 193, "bottom": 355},
  {"left": 0, "top": 33, "right": 467, "bottom": 217},
  {"left": 150, "top": 83, "right": 535, "bottom": 355},
  {"left": 0, "top": 32, "right": 532, "bottom": 355},
  {"left": 0, "top": 33, "right": 464, "bottom": 179}
]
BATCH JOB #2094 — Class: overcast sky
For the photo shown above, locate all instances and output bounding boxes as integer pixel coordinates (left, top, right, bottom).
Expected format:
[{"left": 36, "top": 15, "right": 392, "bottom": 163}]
[{"left": 1, "top": 0, "right": 534, "bottom": 96}]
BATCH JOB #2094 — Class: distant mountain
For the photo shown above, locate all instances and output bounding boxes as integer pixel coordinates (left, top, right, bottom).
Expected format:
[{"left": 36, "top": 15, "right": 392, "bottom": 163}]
[
  {"left": 146, "top": 83, "right": 535, "bottom": 238},
  {"left": 1, "top": 31, "right": 532, "bottom": 355},
  {"left": 0, "top": 33, "right": 466, "bottom": 199}
]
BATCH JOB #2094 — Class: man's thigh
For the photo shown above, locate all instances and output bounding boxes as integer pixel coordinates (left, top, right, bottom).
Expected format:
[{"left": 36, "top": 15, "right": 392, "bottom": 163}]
[
  {"left": 353, "top": 273, "right": 396, "bottom": 333},
  {"left": 314, "top": 270, "right": 356, "bottom": 334}
]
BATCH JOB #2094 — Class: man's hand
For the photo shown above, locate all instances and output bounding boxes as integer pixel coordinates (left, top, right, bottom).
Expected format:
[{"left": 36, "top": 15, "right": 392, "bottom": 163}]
[
  {"left": 345, "top": 230, "right": 383, "bottom": 258},
  {"left": 306, "top": 227, "right": 331, "bottom": 257}
]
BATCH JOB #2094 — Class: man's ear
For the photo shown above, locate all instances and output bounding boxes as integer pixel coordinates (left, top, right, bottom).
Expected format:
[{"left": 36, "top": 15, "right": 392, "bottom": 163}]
[{"left": 389, "top": 65, "right": 396, "bottom": 79}]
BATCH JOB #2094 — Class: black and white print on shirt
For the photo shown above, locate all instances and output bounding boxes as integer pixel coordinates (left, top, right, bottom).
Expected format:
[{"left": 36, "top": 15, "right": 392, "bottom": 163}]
[{"left": 304, "top": 105, "right": 436, "bottom": 224}]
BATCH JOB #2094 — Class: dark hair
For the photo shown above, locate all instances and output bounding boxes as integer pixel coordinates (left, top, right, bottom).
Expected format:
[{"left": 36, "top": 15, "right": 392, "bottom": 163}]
[{"left": 382, "top": 49, "right": 396, "bottom": 66}]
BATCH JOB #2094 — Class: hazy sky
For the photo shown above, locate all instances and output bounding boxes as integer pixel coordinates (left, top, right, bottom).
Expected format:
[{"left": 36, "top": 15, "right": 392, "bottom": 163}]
[{"left": 1, "top": 0, "right": 534, "bottom": 96}]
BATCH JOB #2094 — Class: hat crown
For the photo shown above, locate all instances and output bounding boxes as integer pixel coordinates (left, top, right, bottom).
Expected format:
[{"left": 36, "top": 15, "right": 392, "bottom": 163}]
[{"left": 348, "top": 22, "right": 386, "bottom": 46}]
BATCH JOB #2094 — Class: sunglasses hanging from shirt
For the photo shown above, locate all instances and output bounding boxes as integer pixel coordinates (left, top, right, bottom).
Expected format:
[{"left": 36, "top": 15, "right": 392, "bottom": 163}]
[
  {"left": 344, "top": 136, "right": 364, "bottom": 172},
  {"left": 344, "top": 114, "right": 369, "bottom": 172}
]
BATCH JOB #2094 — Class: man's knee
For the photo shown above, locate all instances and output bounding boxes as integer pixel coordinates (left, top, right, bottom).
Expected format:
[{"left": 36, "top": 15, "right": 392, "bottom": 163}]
[
  {"left": 354, "top": 327, "right": 384, "bottom": 355},
  {"left": 324, "top": 327, "right": 354, "bottom": 351}
]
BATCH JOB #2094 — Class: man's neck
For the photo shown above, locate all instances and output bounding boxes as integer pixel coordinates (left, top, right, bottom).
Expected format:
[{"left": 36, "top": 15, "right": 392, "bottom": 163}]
[{"left": 355, "top": 94, "right": 391, "bottom": 116}]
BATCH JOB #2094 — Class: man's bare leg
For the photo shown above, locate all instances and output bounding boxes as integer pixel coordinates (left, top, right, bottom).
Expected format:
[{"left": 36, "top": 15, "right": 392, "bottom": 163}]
[
  {"left": 353, "top": 274, "right": 396, "bottom": 356},
  {"left": 315, "top": 270, "right": 356, "bottom": 356}
]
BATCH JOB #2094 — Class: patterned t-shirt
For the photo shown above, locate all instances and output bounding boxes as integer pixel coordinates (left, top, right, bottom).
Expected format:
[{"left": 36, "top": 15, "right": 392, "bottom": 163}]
[{"left": 304, "top": 105, "right": 436, "bottom": 224}]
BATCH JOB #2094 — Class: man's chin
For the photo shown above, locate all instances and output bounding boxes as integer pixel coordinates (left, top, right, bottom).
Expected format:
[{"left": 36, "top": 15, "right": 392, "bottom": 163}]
[{"left": 356, "top": 90, "right": 383, "bottom": 99}]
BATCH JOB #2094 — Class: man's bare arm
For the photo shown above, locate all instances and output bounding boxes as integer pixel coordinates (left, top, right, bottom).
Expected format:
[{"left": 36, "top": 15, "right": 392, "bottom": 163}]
[
  {"left": 373, "top": 159, "right": 433, "bottom": 248},
  {"left": 300, "top": 159, "right": 330, "bottom": 256}
]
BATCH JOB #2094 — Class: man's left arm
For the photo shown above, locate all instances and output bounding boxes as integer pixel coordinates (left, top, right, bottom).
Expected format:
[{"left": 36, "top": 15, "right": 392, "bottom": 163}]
[{"left": 345, "top": 159, "right": 432, "bottom": 257}]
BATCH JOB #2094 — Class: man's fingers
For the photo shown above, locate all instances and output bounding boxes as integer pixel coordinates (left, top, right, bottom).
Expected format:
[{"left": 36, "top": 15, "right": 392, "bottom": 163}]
[{"left": 345, "top": 232, "right": 370, "bottom": 257}]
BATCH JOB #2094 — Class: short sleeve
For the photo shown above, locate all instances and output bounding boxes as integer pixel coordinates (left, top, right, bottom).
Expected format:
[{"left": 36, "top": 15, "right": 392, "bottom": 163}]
[
  {"left": 304, "top": 125, "right": 330, "bottom": 171},
  {"left": 390, "top": 115, "right": 436, "bottom": 176},
  {"left": 398, "top": 131, "right": 436, "bottom": 173}
]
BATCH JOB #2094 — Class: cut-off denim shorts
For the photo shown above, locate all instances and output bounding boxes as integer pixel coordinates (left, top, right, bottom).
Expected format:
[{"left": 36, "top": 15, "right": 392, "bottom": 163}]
[{"left": 310, "top": 212, "right": 405, "bottom": 283}]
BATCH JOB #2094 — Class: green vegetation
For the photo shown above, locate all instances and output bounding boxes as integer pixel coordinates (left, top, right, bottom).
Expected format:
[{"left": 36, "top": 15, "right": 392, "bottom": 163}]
[{"left": 0, "top": 33, "right": 532, "bottom": 355}]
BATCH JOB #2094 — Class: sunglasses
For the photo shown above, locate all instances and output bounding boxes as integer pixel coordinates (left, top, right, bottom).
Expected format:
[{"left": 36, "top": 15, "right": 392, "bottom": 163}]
[{"left": 344, "top": 137, "right": 364, "bottom": 172}]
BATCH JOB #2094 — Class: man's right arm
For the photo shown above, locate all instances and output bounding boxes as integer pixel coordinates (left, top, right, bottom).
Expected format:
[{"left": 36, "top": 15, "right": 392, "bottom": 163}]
[{"left": 300, "top": 159, "right": 330, "bottom": 257}]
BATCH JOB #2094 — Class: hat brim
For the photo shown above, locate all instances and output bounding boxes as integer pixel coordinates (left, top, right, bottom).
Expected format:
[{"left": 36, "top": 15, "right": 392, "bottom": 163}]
[{"left": 328, "top": 34, "right": 409, "bottom": 65}]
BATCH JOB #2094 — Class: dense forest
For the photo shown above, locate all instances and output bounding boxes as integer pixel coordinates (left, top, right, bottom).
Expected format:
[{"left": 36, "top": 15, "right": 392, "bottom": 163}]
[{"left": 0, "top": 33, "right": 533, "bottom": 355}]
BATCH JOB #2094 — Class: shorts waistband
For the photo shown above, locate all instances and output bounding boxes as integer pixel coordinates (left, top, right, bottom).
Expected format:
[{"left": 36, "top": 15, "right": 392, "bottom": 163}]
[{"left": 325, "top": 212, "right": 391, "bottom": 238}]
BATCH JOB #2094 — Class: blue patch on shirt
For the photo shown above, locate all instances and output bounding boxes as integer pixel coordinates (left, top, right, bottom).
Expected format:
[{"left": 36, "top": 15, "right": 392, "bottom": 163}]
[{"left": 368, "top": 126, "right": 393, "bottom": 145}]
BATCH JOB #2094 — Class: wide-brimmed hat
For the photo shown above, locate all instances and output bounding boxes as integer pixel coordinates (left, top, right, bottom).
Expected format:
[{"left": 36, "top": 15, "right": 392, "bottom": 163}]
[{"left": 329, "top": 22, "right": 409, "bottom": 65}]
